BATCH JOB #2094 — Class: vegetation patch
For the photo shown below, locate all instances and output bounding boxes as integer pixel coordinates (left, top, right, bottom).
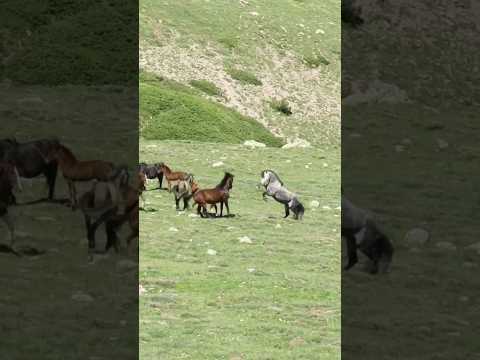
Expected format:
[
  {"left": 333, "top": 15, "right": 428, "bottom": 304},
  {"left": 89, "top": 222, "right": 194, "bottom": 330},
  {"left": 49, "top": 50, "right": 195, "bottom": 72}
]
[
  {"left": 189, "top": 80, "right": 223, "bottom": 97},
  {"left": 270, "top": 99, "right": 293, "bottom": 116},
  {"left": 227, "top": 68, "right": 263, "bottom": 86},
  {"left": 140, "top": 74, "right": 282, "bottom": 147}
]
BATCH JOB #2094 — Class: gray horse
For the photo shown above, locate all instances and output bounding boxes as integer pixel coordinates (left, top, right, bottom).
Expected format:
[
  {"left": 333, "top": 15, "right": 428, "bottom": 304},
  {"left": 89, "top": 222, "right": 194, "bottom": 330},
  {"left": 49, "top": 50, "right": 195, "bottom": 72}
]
[
  {"left": 342, "top": 192, "right": 394, "bottom": 274},
  {"left": 260, "top": 170, "right": 304, "bottom": 220}
]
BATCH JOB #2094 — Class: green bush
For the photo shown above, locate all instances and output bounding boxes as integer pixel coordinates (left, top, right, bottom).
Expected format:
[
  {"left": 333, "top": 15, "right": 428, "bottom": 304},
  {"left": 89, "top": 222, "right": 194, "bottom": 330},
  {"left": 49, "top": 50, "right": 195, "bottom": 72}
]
[
  {"left": 227, "top": 68, "right": 262, "bottom": 86},
  {"left": 189, "top": 80, "right": 223, "bottom": 97}
]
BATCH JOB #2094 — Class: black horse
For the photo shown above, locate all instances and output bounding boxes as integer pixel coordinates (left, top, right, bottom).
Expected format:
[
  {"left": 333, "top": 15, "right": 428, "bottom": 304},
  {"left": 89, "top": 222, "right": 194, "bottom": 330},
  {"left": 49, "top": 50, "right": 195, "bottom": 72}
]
[
  {"left": 0, "top": 138, "right": 59, "bottom": 201},
  {"left": 138, "top": 162, "right": 163, "bottom": 189}
]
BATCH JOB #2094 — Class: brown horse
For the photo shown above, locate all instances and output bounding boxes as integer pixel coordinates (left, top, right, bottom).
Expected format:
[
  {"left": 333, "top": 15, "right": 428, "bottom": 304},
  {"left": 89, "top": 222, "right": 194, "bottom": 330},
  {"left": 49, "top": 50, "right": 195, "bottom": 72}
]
[
  {"left": 193, "top": 172, "right": 234, "bottom": 218},
  {"left": 0, "top": 162, "right": 22, "bottom": 246},
  {"left": 159, "top": 163, "right": 188, "bottom": 192},
  {"left": 45, "top": 143, "right": 118, "bottom": 209},
  {"left": 172, "top": 174, "right": 199, "bottom": 211}
]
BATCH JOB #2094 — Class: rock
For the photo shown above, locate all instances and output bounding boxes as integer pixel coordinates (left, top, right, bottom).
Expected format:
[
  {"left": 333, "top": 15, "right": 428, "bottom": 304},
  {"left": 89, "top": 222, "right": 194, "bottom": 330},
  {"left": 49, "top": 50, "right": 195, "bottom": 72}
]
[
  {"left": 315, "top": 29, "right": 325, "bottom": 34},
  {"left": 464, "top": 242, "right": 480, "bottom": 253},
  {"left": 139, "top": 284, "right": 146, "bottom": 295},
  {"left": 243, "top": 140, "right": 266, "bottom": 148},
  {"left": 282, "top": 138, "right": 311, "bottom": 149},
  {"left": 188, "top": 214, "right": 198, "bottom": 218},
  {"left": 322, "top": 205, "right": 331, "bottom": 210},
  {"left": 436, "top": 138, "right": 449, "bottom": 149},
  {"left": 212, "top": 161, "right": 224, "bottom": 167},
  {"left": 207, "top": 249, "right": 217, "bottom": 256},
  {"left": 239, "top": 236, "right": 253, "bottom": 244},
  {"left": 168, "top": 227, "right": 179, "bottom": 232},
  {"left": 435, "top": 241, "right": 456, "bottom": 251},
  {"left": 395, "top": 145, "right": 405, "bottom": 152},
  {"left": 247, "top": 268, "right": 256, "bottom": 273},
  {"left": 116, "top": 259, "right": 138, "bottom": 271},
  {"left": 71, "top": 291, "right": 94, "bottom": 302},
  {"left": 275, "top": 224, "right": 282, "bottom": 229},
  {"left": 404, "top": 228, "right": 430, "bottom": 247}
]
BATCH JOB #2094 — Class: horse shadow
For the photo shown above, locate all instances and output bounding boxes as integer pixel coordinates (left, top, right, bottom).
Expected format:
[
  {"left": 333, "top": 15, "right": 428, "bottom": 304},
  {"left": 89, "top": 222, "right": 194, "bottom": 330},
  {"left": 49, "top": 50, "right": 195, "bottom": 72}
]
[{"left": 16, "top": 197, "right": 70, "bottom": 206}]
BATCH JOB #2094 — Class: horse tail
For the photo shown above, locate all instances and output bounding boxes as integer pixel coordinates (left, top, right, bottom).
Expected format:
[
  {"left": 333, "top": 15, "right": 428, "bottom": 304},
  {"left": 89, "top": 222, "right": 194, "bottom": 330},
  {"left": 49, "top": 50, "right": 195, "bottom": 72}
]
[{"left": 297, "top": 201, "right": 305, "bottom": 220}]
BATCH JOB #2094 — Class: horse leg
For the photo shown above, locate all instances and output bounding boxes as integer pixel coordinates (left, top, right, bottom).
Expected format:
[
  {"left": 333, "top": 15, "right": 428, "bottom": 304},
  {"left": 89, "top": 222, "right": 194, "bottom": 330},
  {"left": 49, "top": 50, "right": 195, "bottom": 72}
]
[
  {"left": 175, "top": 194, "right": 181, "bottom": 211},
  {"left": 343, "top": 234, "right": 358, "bottom": 270},
  {"left": 105, "top": 220, "right": 119, "bottom": 253},
  {"left": 2, "top": 212, "right": 15, "bottom": 246},
  {"left": 220, "top": 202, "right": 224, "bottom": 217},
  {"left": 283, "top": 204, "right": 290, "bottom": 218},
  {"left": 197, "top": 204, "right": 204, "bottom": 218},
  {"left": 183, "top": 196, "right": 190, "bottom": 211},
  {"left": 45, "top": 162, "right": 58, "bottom": 200},
  {"left": 84, "top": 214, "right": 96, "bottom": 257},
  {"left": 224, "top": 199, "right": 230, "bottom": 216},
  {"left": 158, "top": 173, "right": 163, "bottom": 189}
]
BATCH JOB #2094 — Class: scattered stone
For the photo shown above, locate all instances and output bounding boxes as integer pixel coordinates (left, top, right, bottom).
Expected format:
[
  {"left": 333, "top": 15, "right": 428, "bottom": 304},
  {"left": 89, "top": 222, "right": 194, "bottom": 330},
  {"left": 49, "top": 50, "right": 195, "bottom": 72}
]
[
  {"left": 464, "top": 242, "right": 480, "bottom": 254},
  {"left": 275, "top": 224, "right": 282, "bottom": 229},
  {"left": 305, "top": 164, "right": 310, "bottom": 169},
  {"left": 239, "top": 236, "right": 253, "bottom": 244},
  {"left": 188, "top": 214, "right": 198, "bottom": 218},
  {"left": 404, "top": 228, "right": 430, "bottom": 247},
  {"left": 289, "top": 337, "right": 306, "bottom": 347},
  {"left": 322, "top": 205, "right": 331, "bottom": 210},
  {"left": 282, "top": 138, "right": 311, "bottom": 149},
  {"left": 212, "top": 161, "right": 224, "bottom": 167},
  {"left": 116, "top": 259, "right": 138, "bottom": 271},
  {"left": 243, "top": 140, "right": 266, "bottom": 148},
  {"left": 395, "top": 145, "right": 405, "bottom": 152},
  {"left": 249, "top": 11, "right": 259, "bottom": 16},
  {"left": 71, "top": 291, "right": 94, "bottom": 302},
  {"left": 139, "top": 284, "right": 146, "bottom": 295},
  {"left": 435, "top": 241, "right": 456, "bottom": 251},
  {"left": 207, "top": 249, "right": 217, "bottom": 256},
  {"left": 322, "top": 163, "right": 328, "bottom": 168},
  {"left": 401, "top": 138, "right": 412, "bottom": 145},
  {"left": 315, "top": 29, "right": 325, "bottom": 34},
  {"left": 169, "top": 227, "right": 179, "bottom": 232},
  {"left": 247, "top": 268, "right": 256, "bottom": 273},
  {"left": 436, "top": 138, "right": 449, "bottom": 150}
]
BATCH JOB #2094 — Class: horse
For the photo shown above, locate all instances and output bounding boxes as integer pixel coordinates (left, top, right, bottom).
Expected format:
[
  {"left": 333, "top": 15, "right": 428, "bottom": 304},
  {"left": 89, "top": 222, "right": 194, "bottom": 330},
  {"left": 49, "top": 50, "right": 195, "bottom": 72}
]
[
  {"left": 172, "top": 173, "right": 199, "bottom": 211},
  {"left": 341, "top": 194, "right": 394, "bottom": 274},
  {"left": 138, "top": 162, "right": 164, "bottom": 189},
  {"left": 0, "top": 162, "right": 22, "bottom": 246},
  {"left": 260, "top": 170, "right": 304, "bottom": 220},
  {"left": 44, "top": 142, "right": 120, "bottom": 209},
  {"left": 159, "top": 163, "right": 189, "bottom": 192},
  {"left": 77, "top": 166, "right": 137, "bottom": 259},
  {"left": 0, "top": 138, "right": 59, "bottom": 201},
  {"left": 137, "top": 171, "right": 147, "bottom": 209},
  {"left": 193, "top": 172, "right": 234, "bottom": 218}
]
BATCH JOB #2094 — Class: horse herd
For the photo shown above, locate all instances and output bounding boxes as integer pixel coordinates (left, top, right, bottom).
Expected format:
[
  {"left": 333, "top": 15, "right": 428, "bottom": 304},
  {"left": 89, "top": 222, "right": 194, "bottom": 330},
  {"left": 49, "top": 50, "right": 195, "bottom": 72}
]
[
  {"left": 0, "top": 137, "right": 139, "bottom": 259},
  {"left": 0, "top": 138, "right": 394, "bottom": 273},
  {"left": 137, "top": 163, "right": 305, "bottom": 220}
]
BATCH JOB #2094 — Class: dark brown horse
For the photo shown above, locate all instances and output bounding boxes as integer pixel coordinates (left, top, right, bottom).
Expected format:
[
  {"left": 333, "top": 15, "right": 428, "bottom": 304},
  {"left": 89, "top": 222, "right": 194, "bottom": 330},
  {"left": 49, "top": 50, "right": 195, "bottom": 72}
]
[
  {"left": 138, "top": 162, "right": 163, "bottom": 189},
  {"left": 0, "top": 162, "right": 22, "bottom": 246},
  {"left": 45, "top": 143, "right": 119, "bottom": 209},
  {"left": 0, "top": 138, "right": 58, "bottom": 201},
  {"left": 193, "top": 172, "right": 234, "bottom": 218},
  {"left": 159, "top": 163, "right": 189, "bottom": 192}
]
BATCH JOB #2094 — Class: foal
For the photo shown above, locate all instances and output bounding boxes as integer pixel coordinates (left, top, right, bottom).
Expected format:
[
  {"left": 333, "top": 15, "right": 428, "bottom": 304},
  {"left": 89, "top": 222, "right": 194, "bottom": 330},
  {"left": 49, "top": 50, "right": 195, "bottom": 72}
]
[
  {"left": 45, "top": 143, "right": 118, "bottom": 209},
  {"left": 159, "top": 163, "right": 188, "bottom": 192},
  {"left": 0, "top": 162, "right": 22, "bottom": 246},
  {"left": 193, "top": 172, "right": 234, "bottom": 218},
  {"left": 172, "top": 174, "right": 199, "bottom": 211}
]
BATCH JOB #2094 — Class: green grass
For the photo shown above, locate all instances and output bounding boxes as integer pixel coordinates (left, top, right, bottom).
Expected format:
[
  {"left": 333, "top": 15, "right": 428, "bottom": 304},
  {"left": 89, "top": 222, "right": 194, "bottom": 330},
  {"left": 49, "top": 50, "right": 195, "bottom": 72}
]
[
  {"left": 140, "top": 140, "right": 340, "bottom": 360},
  {"left": 140, "top": 74, "right": 283, "bottom": 147},
  {"left": 189, "top": 79, "right": 223, "bottom": 97},
  {"left": 342, "top": 103, "right": 480, "bottom": 358},
  {"left": 227, "top": 68, "right": 262, "bottom": 86}
]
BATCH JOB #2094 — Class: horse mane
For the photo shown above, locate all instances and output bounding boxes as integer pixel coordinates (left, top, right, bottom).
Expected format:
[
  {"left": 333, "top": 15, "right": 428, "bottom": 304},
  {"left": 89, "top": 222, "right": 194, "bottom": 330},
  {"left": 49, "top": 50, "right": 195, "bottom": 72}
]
[
  {"left": 161, "top": 163, "right": 171, "bottom": 172},
  {"left": 58, "top": 144, "right": 77, "bottom": 162},
  {"left": 216, "top": 172, "right": 233, "bottom": 188},
  {"left": 265, "top": 169, "right": 283, "bottom": 186}
]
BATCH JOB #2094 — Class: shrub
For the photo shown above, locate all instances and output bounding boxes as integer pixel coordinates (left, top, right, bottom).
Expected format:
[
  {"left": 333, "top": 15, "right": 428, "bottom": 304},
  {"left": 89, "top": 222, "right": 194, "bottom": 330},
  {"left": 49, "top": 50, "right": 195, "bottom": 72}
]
[
  {"left": 189, "top": 80, "right": 223, "bottom": 97},
  {"left": 227, "top": 68, "right": 262, "bottom": 86}
]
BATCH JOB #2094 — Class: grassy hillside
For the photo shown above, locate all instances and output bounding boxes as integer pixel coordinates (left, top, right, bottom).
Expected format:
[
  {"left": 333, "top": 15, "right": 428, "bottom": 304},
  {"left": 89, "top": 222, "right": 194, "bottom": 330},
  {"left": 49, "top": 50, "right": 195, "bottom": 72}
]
[
  {"left": 140, "top": 73, "right": 283, "bottom": 147},
  {"left": 342, "top": 103, "right": 480, "bottom": 358},
  {"left": 140, "top": 140, "right": 340, "bottom": 359},
  {"left": 139, "top": 0, "right": 340, "bottom": 146}
]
